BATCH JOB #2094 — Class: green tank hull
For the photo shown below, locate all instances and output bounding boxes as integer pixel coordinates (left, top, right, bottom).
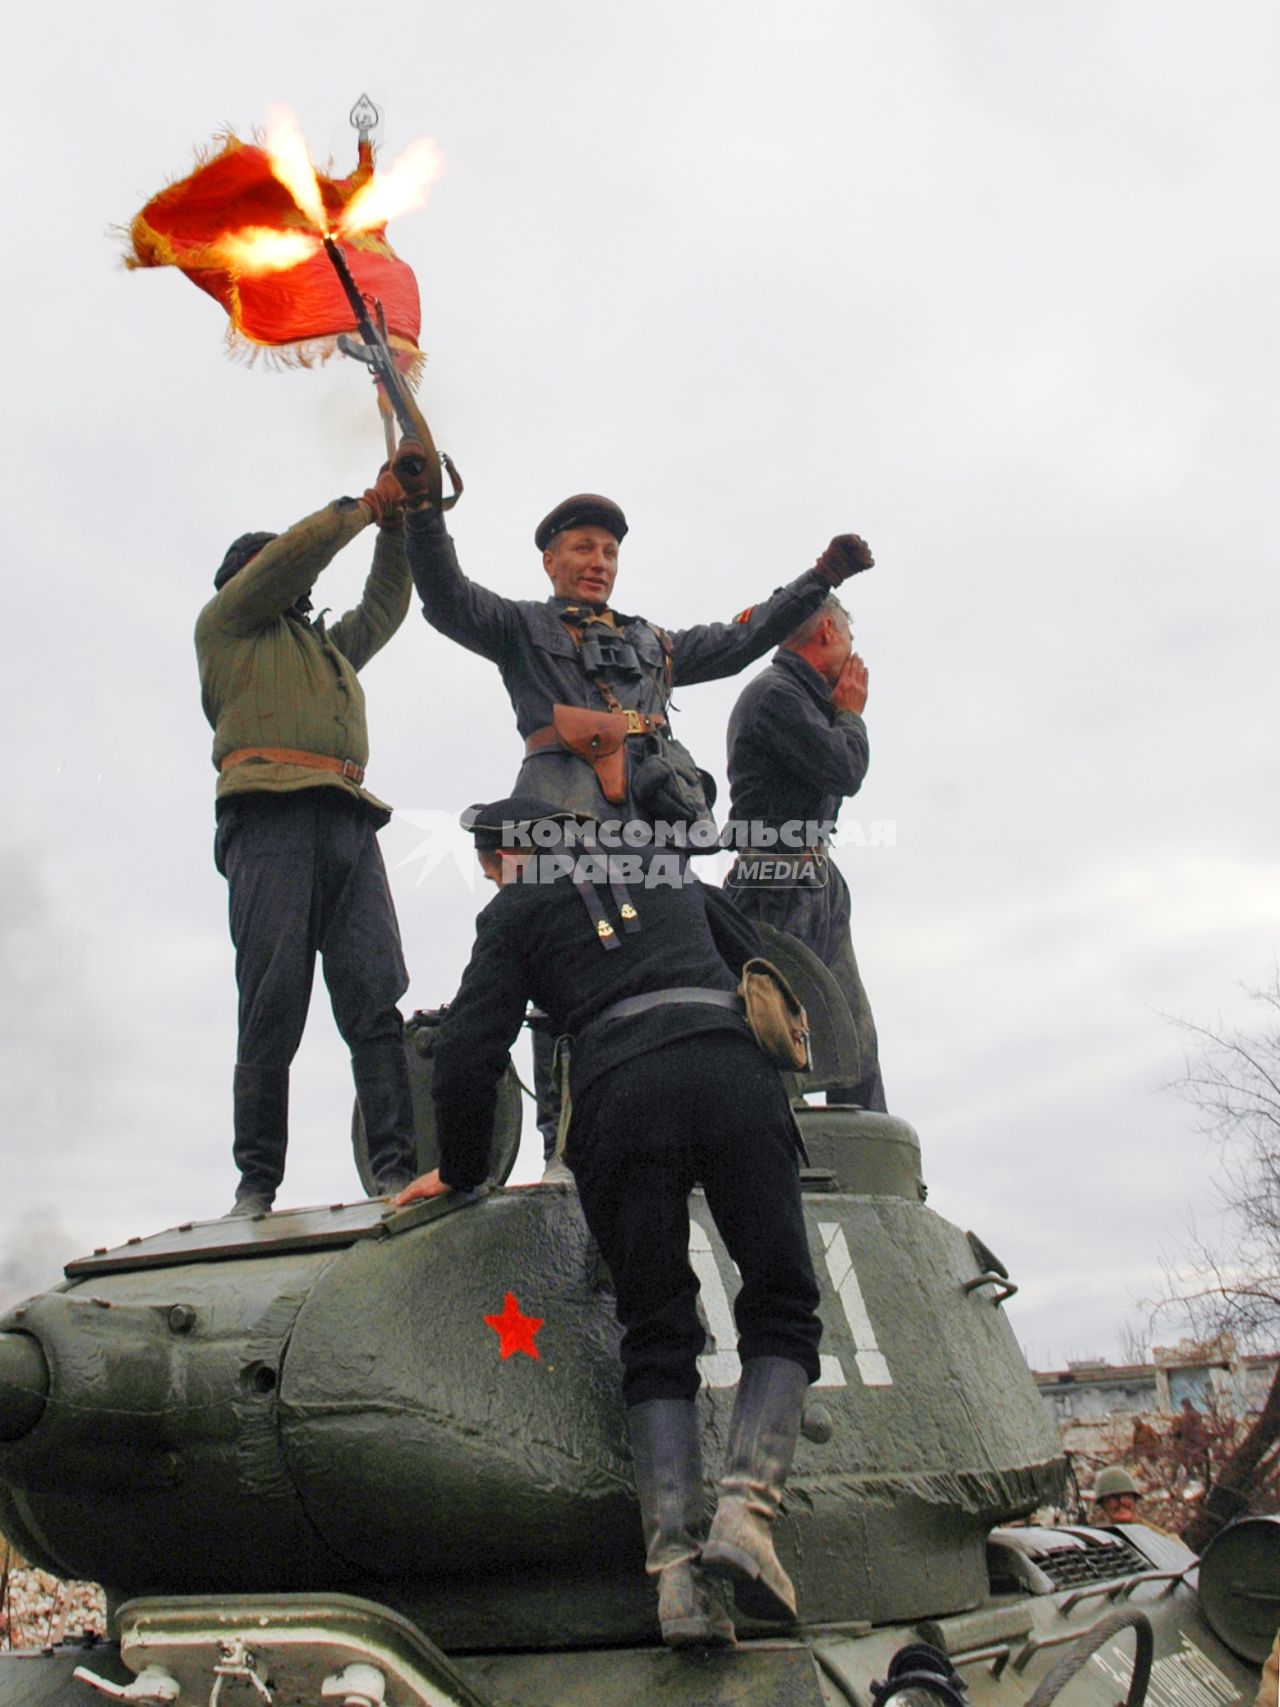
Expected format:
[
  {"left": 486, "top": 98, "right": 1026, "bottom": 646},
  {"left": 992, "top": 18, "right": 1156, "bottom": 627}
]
[
  {"left": 0, "top": 1113, "right": 1058, "bottom": 1644},
  {"left": 0, "top": 1111, "right": 1266, "bottom": 1703}
]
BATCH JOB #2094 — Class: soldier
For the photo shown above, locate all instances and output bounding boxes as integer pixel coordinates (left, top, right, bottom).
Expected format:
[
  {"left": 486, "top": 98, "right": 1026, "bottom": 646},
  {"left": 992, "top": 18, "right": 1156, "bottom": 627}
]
[
  {"left": 197, "top": 464, "right": 418, "bottom": 1216},
  {"left": 396, "top": 798, "right": 824, "bottom": 1649},
  {"left": 723, "top": 593, "right": 886, "bottom": 1111},
  {"left": 395, "top": 442, "right": 875, "bottom": 1158},
  {"left": 1170, "top": 1396, "right": 1212, "bottom": 1485},
  {"left": 395, "top": 442, "right": 873, "bottom": 827},
  {"left": 1091, "top": 1465, "right": 1141, "bottom": 1524}
]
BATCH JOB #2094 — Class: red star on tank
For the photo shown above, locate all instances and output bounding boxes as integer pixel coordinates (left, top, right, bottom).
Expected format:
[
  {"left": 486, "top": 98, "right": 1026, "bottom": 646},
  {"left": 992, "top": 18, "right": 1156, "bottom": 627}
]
[{"left": 484, "top": 1292, "right": 544, "bottom": 1361}]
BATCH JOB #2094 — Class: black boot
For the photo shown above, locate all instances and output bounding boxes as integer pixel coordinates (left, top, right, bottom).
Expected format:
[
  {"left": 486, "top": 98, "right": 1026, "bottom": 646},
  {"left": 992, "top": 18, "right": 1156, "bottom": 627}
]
[
  {"left": 351, "top": 1039, "right": 417, "bottom": 1196},
  {"left": 626, "top": 1399, "right": 735, "bottom": 1650},
  {"left": 226, "top": 1063, "right": 289, "bottom": 1216},
  {"left": 701, "top": 1357, "right": 809, "bottom": 1623}
]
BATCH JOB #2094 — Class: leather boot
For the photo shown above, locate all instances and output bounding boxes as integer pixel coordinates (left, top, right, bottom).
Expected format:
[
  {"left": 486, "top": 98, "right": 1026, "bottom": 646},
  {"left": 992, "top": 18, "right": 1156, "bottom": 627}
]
[
  {"left": 701, "top": 1356, "right": 809, "bottom": 1622},
  {"left": 226, "top": 1063, "right": 288, "bottom": 1216},
  {"left": 626, "top": 1399, "right": 735, "bottom": 1650},
  {"left": 351, "top": 1039, "right": 417, "bottom": 1196}
]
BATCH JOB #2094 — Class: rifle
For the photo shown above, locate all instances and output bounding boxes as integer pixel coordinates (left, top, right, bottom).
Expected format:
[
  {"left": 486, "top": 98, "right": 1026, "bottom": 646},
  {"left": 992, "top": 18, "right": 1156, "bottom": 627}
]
[{"left": 323, "top": 236, "right": 462, "bottom": 511}]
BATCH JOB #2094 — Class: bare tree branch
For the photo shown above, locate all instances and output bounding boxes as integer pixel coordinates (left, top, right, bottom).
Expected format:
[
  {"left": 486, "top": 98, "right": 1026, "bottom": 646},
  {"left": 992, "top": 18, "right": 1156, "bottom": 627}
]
[{"left": 1157, "top": 975, "right": 1280, "bottom": 1545}]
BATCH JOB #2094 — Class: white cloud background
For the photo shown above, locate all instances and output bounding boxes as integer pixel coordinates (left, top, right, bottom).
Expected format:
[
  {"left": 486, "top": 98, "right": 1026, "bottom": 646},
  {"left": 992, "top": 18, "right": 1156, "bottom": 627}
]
[{"left": 3, "top": 1, "right": 1277, "bottom": 1367}]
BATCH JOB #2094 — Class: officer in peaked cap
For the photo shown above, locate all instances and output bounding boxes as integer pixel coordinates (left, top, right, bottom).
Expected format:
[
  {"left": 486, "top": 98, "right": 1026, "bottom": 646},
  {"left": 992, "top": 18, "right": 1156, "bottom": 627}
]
[
  {"left": 393, "top": 447, "right": 876, "bottom": 1160},
  {"left": 395, "top": 798, "right": 823, "bottom": 1650},
  {"left": 391, "top": 439, "right": 876, "bottom": 831}
]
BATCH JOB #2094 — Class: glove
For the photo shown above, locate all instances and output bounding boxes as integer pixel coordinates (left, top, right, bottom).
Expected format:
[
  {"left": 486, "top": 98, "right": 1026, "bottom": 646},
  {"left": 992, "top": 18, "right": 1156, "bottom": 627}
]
[
  {"left": 813, "top": 534, "right": 875, "bottom": 586},
  {"left": 392, "top": 438, "right": 434, "bottom": 509},
  {"left": 361, "top": 465, "right": 407, "bottom": 528}
]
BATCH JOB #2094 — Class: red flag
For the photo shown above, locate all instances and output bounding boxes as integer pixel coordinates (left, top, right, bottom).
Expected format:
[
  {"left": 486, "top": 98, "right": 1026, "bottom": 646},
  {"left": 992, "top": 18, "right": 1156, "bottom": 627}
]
[{"left": 126, "top": 133, "right": 422, "bottom": 375}]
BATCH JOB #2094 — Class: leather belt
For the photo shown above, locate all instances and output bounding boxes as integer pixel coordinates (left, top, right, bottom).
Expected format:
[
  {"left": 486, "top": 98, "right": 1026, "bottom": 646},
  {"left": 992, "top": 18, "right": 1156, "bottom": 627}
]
[
  {"left": 220, "top": 746, "right": 365, "bottom": 784},
  {"left": 593, "top": 987, "right": 742, "bottom": 1028},
  {"left": 525, "top": 708, "right": 666, "bottom": 756}
]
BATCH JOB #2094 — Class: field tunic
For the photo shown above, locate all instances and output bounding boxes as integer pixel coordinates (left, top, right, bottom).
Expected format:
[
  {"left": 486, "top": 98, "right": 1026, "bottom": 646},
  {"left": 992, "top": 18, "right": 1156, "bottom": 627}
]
[
  {"left": 726, "top": 648, "right": 886, "bottom": 1112},
  {"left": 196, "top": 501, "right": 411, "bottom": 821},
  {"left": 404, "top": 507, "right": 832, "bottom": 815}
]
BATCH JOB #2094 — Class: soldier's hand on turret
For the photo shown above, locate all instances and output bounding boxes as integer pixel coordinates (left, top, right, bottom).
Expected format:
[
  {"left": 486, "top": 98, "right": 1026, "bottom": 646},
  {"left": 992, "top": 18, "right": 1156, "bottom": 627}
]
[
  {"left": 361, "top": 464, "right": 408, "bottom": 528},
  {"left": 392, "top": 438, "right": 434, "bottom": 510},
  {"left": 814, "top": 535, "right": 875, "bottom": 586},
  {"left": 394, "top": 1168, "right": 453, "bottom": 1206},
  {"left": 832, "top": 653, "right": 869, "bottom": 716}
]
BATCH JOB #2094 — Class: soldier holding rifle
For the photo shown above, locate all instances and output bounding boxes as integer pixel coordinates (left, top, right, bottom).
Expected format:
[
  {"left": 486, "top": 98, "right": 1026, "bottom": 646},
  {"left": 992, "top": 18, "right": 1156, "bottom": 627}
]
[{"left": 197, "top": 465, "right": 419, "bottom": 1215}]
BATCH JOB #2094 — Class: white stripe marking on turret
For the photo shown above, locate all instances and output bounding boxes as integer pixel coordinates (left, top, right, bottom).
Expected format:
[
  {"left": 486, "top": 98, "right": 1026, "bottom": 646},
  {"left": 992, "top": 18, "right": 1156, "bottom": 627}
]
[{"left": 818, "top": 1223, "right": 893, "bottom": 1387}]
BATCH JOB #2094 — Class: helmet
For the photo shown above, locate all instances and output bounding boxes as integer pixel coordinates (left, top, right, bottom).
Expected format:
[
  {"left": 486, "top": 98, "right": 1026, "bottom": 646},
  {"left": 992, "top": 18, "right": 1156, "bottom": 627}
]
[{"left": 1093, "top": 1466, "right": 1138, "bottom": 1500}]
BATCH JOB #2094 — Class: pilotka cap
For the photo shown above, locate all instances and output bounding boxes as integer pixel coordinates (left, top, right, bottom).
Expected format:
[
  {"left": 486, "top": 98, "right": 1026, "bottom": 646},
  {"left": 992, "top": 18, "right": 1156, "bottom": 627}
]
[{"left": 535, "top": 494, "right": 628, "bottom": 553}]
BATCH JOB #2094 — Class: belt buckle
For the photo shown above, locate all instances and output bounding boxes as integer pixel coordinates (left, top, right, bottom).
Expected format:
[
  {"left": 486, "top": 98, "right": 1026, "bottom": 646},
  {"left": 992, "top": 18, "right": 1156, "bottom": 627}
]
[
  {"left": 622, "top": 709, "right": 646, "bottom": 736},
  {"left": 341, "top": 759, "right": 362, "bottom": 782}
]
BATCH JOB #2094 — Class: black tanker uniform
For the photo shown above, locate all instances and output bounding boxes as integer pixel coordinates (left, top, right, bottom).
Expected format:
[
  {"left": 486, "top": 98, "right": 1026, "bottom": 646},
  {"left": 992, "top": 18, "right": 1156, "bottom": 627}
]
[
  {"left": 403, "top": 506, "right": 836, "bottom": 823},
  {"left": 422, "top": 799, "right": 824, "bottom": 1645},
  {"left": 725, "top": 648, "right": 887, "bottom": 1111},
  {"left": 430, "top": 846, "right": 822, "bottom": 1404},
  {"left": 196, "top": 499, "right": 418, "bottom": 1212}
]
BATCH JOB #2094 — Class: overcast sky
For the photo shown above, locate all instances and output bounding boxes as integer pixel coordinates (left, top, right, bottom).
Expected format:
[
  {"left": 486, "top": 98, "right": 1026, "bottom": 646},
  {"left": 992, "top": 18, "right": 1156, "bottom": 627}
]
[{"left": 3, "top": 1, "right": 1278, "bottom": 1369}]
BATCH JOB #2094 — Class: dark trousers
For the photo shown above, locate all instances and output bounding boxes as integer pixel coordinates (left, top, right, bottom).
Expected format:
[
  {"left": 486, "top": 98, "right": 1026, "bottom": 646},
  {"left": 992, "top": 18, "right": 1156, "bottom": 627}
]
[
  {"left": 567, "top": 1033, "right": 823, "bottom": 1406},
  {"left": 215, "top": 790, "right": 414, "bottom": 1196},
  {"left": 215, "top": 790, "right": 409, "bottom": 1066},
  {"left": 727, "top": 862, "right": 886, "bottom": 1111},
  {"left": 531, "top": 1023, "right": 561, "bottom": 1164}
]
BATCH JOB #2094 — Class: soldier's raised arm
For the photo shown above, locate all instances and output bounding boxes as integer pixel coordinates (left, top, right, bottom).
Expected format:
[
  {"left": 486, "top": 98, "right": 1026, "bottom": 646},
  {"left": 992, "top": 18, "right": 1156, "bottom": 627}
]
[
  {"left": 670, "top": 535, "right": 874, "bottom": 687},
  {"left": 396, "top": 436, "right": 520, "bottom": 661},
  {"left": 326, "top": 489, "right": 413, "bottom": 671},
  {"left": 199, "top": 502, "right": 373, "bottom": 639}
]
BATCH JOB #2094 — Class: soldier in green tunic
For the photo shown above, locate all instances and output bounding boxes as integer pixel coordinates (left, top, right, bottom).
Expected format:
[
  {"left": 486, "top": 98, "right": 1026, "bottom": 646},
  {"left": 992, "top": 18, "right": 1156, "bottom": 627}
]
[{"left": 196, "top": 467, "right": 418, "bottom": 1215}]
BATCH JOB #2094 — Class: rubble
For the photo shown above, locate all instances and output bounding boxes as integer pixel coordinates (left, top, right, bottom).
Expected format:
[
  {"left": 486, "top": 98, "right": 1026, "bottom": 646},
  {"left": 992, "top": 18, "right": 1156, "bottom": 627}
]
[{"left": 0, "top": 1564, "right": 106, "bottom": 1651}]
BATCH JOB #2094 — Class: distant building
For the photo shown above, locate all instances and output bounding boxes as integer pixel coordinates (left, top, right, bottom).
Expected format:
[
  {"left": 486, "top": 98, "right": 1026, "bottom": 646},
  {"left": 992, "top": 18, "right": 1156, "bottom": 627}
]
[{"left": 1034, "top": 1336, "right": 1277, "bottom": 1458}]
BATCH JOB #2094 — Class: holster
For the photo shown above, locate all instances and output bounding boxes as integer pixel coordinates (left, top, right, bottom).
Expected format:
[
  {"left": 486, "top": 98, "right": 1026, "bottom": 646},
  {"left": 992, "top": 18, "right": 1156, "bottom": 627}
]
[
  {"left": 528, "top": 704, "right": 665, "bottom": 804},
  {"left": 550, "top": 706, "right": 628, "bottom": 803}
]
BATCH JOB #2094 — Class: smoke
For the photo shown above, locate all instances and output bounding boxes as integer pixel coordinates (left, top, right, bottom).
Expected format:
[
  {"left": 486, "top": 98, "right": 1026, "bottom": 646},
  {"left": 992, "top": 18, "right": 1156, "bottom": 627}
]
[
  {"left": 0, "top": 848, "right": 104, "bottom": 1310},
  {"left": 0, "top": 843, "right": 102, "bottom": 1159},
  {"left": 0, "top": 1205, "right": 80, "bottom": 1315}
]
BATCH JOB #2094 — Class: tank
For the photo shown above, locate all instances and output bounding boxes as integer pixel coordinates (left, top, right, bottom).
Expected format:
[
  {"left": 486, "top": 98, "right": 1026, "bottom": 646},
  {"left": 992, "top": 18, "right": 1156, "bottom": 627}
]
[{"left": 0, "top": 935, "right": 1268, "bottom": 1707}]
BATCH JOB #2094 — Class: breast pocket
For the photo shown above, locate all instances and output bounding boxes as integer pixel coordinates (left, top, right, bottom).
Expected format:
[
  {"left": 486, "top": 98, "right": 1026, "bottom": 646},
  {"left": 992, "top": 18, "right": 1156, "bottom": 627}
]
[
  {"left": 628, "top": 625, "right": 664, "bottom": 669},
  {"left": 526, "top": 617, "right": 580, "bottom": 661}
]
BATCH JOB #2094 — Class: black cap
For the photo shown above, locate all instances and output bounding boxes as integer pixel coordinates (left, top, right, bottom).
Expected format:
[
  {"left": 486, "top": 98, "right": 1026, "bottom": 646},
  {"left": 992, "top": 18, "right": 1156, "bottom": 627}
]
[
  {"left": 534, "top": 494, "right": 628, "bottom": 553},
  {"left": 214, "top": 531, "right": 278, "bottom": 590},
  {"left": 461, "top": 796, "right": 594, "bottom": 853}
]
